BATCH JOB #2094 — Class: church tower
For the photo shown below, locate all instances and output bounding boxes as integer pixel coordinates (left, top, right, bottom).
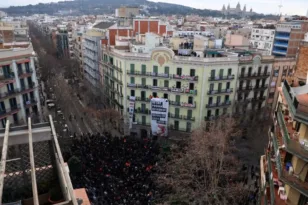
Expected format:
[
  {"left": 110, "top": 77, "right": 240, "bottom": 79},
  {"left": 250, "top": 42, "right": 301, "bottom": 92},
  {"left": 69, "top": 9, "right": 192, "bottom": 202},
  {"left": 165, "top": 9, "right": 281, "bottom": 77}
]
[
  {"left": 243, "top": 4, "right": 246, "bottom": 12},
  {"left": 227, "top": 3, "right": 230, "bottom": 10},
  {"left": 222, "top": 4, "right": 226, "bottom": 13},
  {"left": 236, "top": 2, "right": 241, "bottom": 12}
]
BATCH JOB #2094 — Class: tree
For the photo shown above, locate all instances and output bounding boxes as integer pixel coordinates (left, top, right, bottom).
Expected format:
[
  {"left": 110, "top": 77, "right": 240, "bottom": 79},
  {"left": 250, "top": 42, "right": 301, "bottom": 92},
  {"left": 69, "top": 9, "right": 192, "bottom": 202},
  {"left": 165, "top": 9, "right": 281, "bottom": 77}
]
[
  {"left": 85, "top": 108, "right": 121, "bottom": 132},
  {"left": 155, "top": 117, "right": 249, "bottom": 205}
]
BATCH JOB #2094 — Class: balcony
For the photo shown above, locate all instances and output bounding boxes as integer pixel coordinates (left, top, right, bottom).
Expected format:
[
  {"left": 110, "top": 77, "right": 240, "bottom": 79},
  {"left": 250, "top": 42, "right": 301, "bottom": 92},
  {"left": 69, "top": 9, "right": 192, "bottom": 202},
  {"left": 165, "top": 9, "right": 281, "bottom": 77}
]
[
  {"left": 169, "top": 101, "right": 197, "bottom": 108},
  {"left": 207, "top": 88, "right": 233, "bottom": 95},
  {"left": 0, "top": 73, "right": 15, "bottom": 88},
  {"left": 276, "top": 106, "right": 308, "bottom": 162},
  {"left": 172, "top": 74, "right": 198, "bottom": 82},
  {"left": 169, "top": 113, "right": 195, "bottom": 121},
  {"left": 134, "top": 108, "right": 151, "bottom": 115},
  {"left": 24, "top": 98, "right": 38, "bottom": 108},
  {"left": 204, "top": 115, "right": 219, "bottom": 121},
  {"left": 206, "top": 101, "right": 232, "bottom": 108},
  {"left": 104, "top": 72, "right": 123, "bottom": 85},
  {"left": 127, "top": 83, "right": 198, "bottom": 95},
  {"left": 238, "top": 72, "right": 270, "bottom": 80},
  {"left": 18, "top": 69, "right": 33, "bottom": 78},
  {"left": 127, "top": 71, "right": 169, "bottom": 78},
  {"left": 272, "top": 49, "right": 287, "bottom": 56},
  {"left": 251, "top": 96, "right": 266, "bottom": 102},
  {"left": 274, "top": 43, "right": 288, "bottom": 48},
  {"left": 280, "top": 169, "right": 308, "bottom": 197},
  {"left": 0, "top": 104, "right": 21, "bottom": 119},
  {"left": 254, "top": 85, "right": 268, "bottom": 91},
  {"left": 237, "top": 86, "right": 253, "bottom": 93},
  {"left": 208, "top": 75, "right": 235, "bottom": 81},
  {"left": 282, "top": 80, "right": 308, "bottom": 123},
  {"left": 127, "top": 96, "right": 151, "bottom": 102},
  {"left": 101, "top": 61, "right": 123, "bottom": 73},
  {"left": 275, "top": 35, "right": 290, "bottom": 40}
]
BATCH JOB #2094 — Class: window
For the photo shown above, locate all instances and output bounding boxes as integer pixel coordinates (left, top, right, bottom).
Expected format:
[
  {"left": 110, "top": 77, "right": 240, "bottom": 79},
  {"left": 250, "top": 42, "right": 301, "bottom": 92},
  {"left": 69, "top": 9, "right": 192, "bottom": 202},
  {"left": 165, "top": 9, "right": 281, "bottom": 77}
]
[
  {"left": 258, "top": 66, "right": 262, "bottom": 75},
  {"left": 189, "top": 83, "right": 194, "bottom": 90},
  {"left": 141, "top": 65, "right": 146, "bottom": 74},
  {"left": 164, "top": 80, "right": 169, "bottom": 88},
  {"left": 248, "top": 67, "right": 252, "bottom": 75},
  {"left": 176, "top": 81, "right": 181, "bottom": 89},
  {"left": 226, "top": 82, "right": 230, "bottom": 89},
  {"left": 25, "top": 62, "right": 30, "bottom": 72},
  {"left": 130, "top": 90, "right": 135, "bottom": 96},
  {"left": 153, "top": 79, "right": 158, "bottom": 86},
  {"left": 130, "top": 77, "right": 135, "bottom": 84},
  {"left": 241, "top": 67, "right": 245, "bottom": 76},
  {"left": 211, "top": 69, "right": 215, "bottom": 78},
  {"left": 186, "top": 122, "right": 191, "bottom": 132},
  {"left": 225, "top": 95, "right": 230, "bottom": 102},
  {"left": 164, "top": 93, "right": 168, "bottom": 99},
  {"left": 223, "top": 108, "right": 227, "bottom": 114},
  {"left": 274, "top": 69, "right": 279, "bottom": 77},
  {"left": 175, "top": 108, "right": 180, "bottom": 117},
  {"left": 142, "top": 116, "right": 146, "bottom": 125},
  {"left": 141, "top": 91, "right": 146, "bottom": 99},
  {"left": 176, "top": 95, "right": 180, "bottom": 103},
  {"left": 177, "top": 67, "right": 182, "bottom": 76},
  {"left": 187, "top": 110, "right": 192, "bottom": 118},
  {"left": 215, "top": 109, "right": 219, "bottom": 116},
  {"left": 219, "top": 69, "right": 224, "bottom": 77},
  {"left": 228, "top": 68, "right": 232, "bottom": 76},
  {"left": 264, "top": 66, "right": 268, "bottom": 74},
  {"left": 17, "top": 64, "right": 23, "bottom": 74},
  {"left": 208, "top": 97, "right": 213, "bottom": 105},
  {"left": 209, "top": 83, "right": 214, "bottom": 91},
  {"left": 174, "top": 120, "right": 179, "bottom": 130},
  {"left": 153, "top": 92, "right": 157, "bottom": 97},
  {"left": 141, "top": 78, "right": 146, "bottom": 86},
  {"left": 153, "top": 66, "right": 158, "bottom": 74},
  {"left": 164, "top": 66, "right": 169, "bottom": 74},
  {"left": 218, "top": 83, "right": 222, "bottom": 91},
  {"left": 207, "top": 110, "right": 212, "bottom": 117},
  {"left": 190, "top": 69, "right": 195, "bottom": 77},
  {"left": 217, "top": 96, "right": 221, "bottom": 104},
  {"left": 188, "top": 96, "right": 193, "bottom": 104},
  {"left": 130, "top": 64, "right": 135, "bottom": 73}
]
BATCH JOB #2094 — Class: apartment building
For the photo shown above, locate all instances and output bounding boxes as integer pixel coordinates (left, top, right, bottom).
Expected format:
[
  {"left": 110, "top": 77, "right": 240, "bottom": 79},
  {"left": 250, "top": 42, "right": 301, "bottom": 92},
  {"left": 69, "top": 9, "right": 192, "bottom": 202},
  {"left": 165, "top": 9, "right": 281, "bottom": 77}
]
[
  {"left": 269, "top": 57, "right": 296, "bottom": 110},
  {"left": 272, "top": 21, "right": 308, "bottom": 57},
  {"left": 250, "top": 28, "right": 275, "bottom": 55},
  {"left": 259, "top": 79, "right": 308, "bottom": 205},
  {"left": 83, "top": 22, "right": 114, "bottom": 90},
  {"left": 295, "top": 36, "right": 308, "bottom": 81},
  {"left": 72, "top": 25, "right": 87, "bottom": 77},
  {"left": 56, "top": 25, "right": 70, "bottom": 58},
  {"left": 235, "top": 53, "right": 274, "bottom": 119},
  {"left": 101, "top": 36, "right": 241, "bottom": 137}
]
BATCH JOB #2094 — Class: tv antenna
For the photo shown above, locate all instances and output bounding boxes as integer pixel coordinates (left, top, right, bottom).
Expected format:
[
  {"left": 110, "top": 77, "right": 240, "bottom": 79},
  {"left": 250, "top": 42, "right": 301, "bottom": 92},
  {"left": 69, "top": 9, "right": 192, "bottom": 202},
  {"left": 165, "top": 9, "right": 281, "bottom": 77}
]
[{"left": 278, "top": 0, "right": 283, "bottom": 16}]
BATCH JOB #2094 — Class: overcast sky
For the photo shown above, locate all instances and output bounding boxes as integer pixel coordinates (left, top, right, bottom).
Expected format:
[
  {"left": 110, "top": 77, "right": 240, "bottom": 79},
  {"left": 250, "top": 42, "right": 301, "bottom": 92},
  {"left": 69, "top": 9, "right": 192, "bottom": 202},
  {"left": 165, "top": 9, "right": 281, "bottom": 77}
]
[{"left": 0, "top": 0, "right": 306, "bottom": 15}]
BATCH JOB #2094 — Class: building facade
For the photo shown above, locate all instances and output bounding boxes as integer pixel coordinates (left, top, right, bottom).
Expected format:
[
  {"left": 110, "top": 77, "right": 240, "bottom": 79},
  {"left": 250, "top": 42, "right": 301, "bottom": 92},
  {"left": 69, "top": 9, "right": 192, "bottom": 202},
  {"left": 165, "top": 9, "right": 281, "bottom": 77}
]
[
  {"left": 101, "top": 46, "right": 242, "bottom": 137},
  {"left": 259, "top": 79, "right": 308, "bottom": 205},
  {"left": 250, "top": 28, "right": 275, "bottom": 55},
  {"left": 56, "top": 25, "right": 70, "bottom": 58},
  {"left": 272, "top": 21, "right": 308, "bottom": 57},
  {"left": 235, "top": 54, "right": 274, "bottom": 120},
  {"left": 0, "top": 45, "right": 42, "bottom": 128}
]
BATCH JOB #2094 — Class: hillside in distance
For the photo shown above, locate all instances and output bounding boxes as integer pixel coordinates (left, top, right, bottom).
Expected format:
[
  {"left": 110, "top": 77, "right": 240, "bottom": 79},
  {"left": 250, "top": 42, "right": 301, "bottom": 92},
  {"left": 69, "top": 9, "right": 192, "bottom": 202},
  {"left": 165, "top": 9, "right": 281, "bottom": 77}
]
[{"left": 2, "top": 0, "right": 277, "bottom": 19}]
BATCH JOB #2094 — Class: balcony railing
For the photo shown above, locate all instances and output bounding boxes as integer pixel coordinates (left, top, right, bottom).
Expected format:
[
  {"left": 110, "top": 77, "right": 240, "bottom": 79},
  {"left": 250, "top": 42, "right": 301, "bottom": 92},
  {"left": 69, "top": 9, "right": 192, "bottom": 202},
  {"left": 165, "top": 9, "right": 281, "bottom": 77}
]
[
  {"left": 18, "top": 69, "right": 33, "bottom": 77},
  {"left": 206, "top": 101, "right": 231, "bottom": 108},
  {"left": 204, "top": 115, "right": 219, "bottom": 121},
  {"left": 127, "top": 71, "right": 169, "bottom": 78},
  {"left": 0, "top": 73, "right": 15, "bottom": 82},
  {"left": 266, "top": 153, "right": 276, "bottom": 205},
  {"left": 127, "top": 83, "right": 198, "bottom": 95},
  {"left": 282, "top": 80, "right": 308, "bottom": 123},
  {"left": 251, "top": 97, "right": 266, "bottom": 102},
  {"left": 280, "top": 169, "right": 308, "bottom": 197},
  {"left": 169, "top": 113, "right": 195, "bottom": 121},
  {"left": 172, "top": 74, "right": 198, "bottom": 81},
  {"left": 254, "top": 85, "right": 268, "bottom": 91},
  {"left": 239, "top": 72, "right": 270, "bottom": 79},
  {"left": 169, "top": 101, "right": 197, "bottom": 108},
  {"left": 207, "top": 88, "right": 233, "bottom": 95},
  {"left": 237, "top": 86, "right": 253, "bottom": 92},
  {"left": 101, "top": 61, "right": 123, "bottom": 73},
  {"left": 135, "top": 109, "right": 151, "bottom": 115},
  {"left": 208, "top": 75, "right": 235, "bottom": 81},
  {"left": 24, "top": 98, "right": 37, "bottom": 107},
  {"left": 277, "top": 106, "right": 308, "bottom": 162},
  {"left": 0, "top": 104, "right": 21, "bottom": 119},
  {"left": 104, "top": 72, "right": 123, "bottom": 85}
]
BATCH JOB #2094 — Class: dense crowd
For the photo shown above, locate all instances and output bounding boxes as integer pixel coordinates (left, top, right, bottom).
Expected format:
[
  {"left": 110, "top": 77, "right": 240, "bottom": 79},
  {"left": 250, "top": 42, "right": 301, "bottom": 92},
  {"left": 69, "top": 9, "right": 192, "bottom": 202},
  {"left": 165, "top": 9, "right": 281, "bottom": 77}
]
[{"left": 67, "top": 132, "right": 160, "bottom": 205}]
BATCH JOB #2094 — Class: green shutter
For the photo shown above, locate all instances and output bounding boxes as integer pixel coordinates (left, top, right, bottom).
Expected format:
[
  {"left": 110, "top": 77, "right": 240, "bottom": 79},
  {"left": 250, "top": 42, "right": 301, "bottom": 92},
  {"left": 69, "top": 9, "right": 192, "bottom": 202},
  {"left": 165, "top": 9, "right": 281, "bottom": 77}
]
[
  {"left": 130, "top": 64, "right": 135, "bottom": 73},
  {"left": 130, "top": 77, "right": 135, "bottom": 84},
  {"left": 142, "top": 78, "right": 146, "bottom": 86},
  {"left": 175, "top": 108, "right": 180, "bottom": 117},
  {"left": 153, "top": 66, "right": 158, "bottom": 73},
  {"left": 165, "top": 66, "right": 169, "bottom": 74},
  {"left": 187, "top": 110, "right": 192, "bottom": 118},
  {"left": 175, "top": 95, "right": 180, "bottom": 103},
  {"left": 142, "top": 65, "right": 146, "bottom": 74}
]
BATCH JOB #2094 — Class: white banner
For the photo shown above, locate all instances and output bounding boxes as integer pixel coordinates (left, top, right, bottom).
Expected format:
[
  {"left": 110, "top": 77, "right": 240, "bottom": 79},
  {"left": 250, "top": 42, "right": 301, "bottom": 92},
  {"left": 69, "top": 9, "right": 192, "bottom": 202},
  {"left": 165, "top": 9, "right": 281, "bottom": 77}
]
[
  {"left": 128, "top": 96, "right": 135, "bottom": 129},
  {"left": 150, "top": 98, "right": 169, "bottom": 137}
]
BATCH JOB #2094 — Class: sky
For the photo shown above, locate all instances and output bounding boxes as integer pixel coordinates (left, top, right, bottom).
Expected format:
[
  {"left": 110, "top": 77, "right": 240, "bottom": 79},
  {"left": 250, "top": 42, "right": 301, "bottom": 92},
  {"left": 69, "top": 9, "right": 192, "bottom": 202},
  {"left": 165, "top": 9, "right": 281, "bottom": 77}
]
[{"left": 0, "top": 0, "right": 307, "bottom": 16}]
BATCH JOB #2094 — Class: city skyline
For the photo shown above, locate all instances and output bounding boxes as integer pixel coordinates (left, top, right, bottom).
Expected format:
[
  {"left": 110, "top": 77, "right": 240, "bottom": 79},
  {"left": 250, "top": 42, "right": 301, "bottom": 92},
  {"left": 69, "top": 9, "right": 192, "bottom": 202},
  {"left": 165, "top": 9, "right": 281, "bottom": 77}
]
[{"left": 0, "top": 0, "right": 307, "bottom": 15}]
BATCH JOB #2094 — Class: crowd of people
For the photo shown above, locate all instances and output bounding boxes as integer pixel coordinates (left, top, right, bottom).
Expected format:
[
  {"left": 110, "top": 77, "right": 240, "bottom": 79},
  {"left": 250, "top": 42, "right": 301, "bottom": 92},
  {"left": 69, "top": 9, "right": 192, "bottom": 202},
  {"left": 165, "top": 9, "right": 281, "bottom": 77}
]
[{"left": 66, "top": 132, "right": 160, "bottom": 205}]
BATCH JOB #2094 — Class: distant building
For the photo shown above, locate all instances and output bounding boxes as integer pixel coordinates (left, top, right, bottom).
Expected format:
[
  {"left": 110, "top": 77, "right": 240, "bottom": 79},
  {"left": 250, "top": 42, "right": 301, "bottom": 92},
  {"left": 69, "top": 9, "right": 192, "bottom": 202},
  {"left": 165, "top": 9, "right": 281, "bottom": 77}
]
[
  {"left": 115, "top": 6, "right": 140, "bottom": 18},
  {"left": 250, "top": 28, "right": 275, "bottom": 55},
  {"left": 221, "top": 2, "right": 254, "bottom": 17}
]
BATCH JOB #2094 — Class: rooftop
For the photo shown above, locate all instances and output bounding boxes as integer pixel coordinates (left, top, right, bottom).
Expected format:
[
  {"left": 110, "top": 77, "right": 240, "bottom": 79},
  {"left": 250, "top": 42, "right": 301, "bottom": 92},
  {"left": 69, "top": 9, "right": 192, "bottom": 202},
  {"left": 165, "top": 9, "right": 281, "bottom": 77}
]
[{"left": 0, "top": 116, "right": 88, "bottom": 205}]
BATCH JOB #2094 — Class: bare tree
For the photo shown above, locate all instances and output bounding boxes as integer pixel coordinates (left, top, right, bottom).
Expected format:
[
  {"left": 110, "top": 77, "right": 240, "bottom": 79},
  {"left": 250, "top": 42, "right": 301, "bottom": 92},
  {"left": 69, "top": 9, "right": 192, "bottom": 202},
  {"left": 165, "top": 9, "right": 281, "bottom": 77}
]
[
  {"left": 85, "top": 108, "right": 121, "bottom": 132},
  {"left": 155, "top": 117, "right": 249, "bottom": 205}
]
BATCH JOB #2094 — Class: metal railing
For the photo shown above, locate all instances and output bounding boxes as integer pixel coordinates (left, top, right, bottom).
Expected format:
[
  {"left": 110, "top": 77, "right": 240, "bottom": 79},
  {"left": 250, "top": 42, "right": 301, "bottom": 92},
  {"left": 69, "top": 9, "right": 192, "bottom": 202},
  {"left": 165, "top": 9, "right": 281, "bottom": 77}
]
[
  {"left": 0, "top": 73, "right": 15, "bottom": 81},
  {"left": 266, "top": 153, "right": 276, "bottom": 205},
  {"left": 207, "top": 88, "right": 233, "bottom": 95},
  {"left": 127, "top": 83, "right": 198, "bottom": 95},
  {"left": 127, "top": 71, "right": 169, "bottom": 78},
  {"left": 172, "top": 74, "right": 198, "bottom": 81},
  {"left": 206, "top": 101, "right": 231, "bottom": 108},
  {"left": 239, "top": 72, "right": 271, "bottom": 79},
  {"left": 0, "top": 104, "right": 21, "bottom": 117},
  {"left": 208, "top": 75, "right": 235, "bottom": 81}
]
